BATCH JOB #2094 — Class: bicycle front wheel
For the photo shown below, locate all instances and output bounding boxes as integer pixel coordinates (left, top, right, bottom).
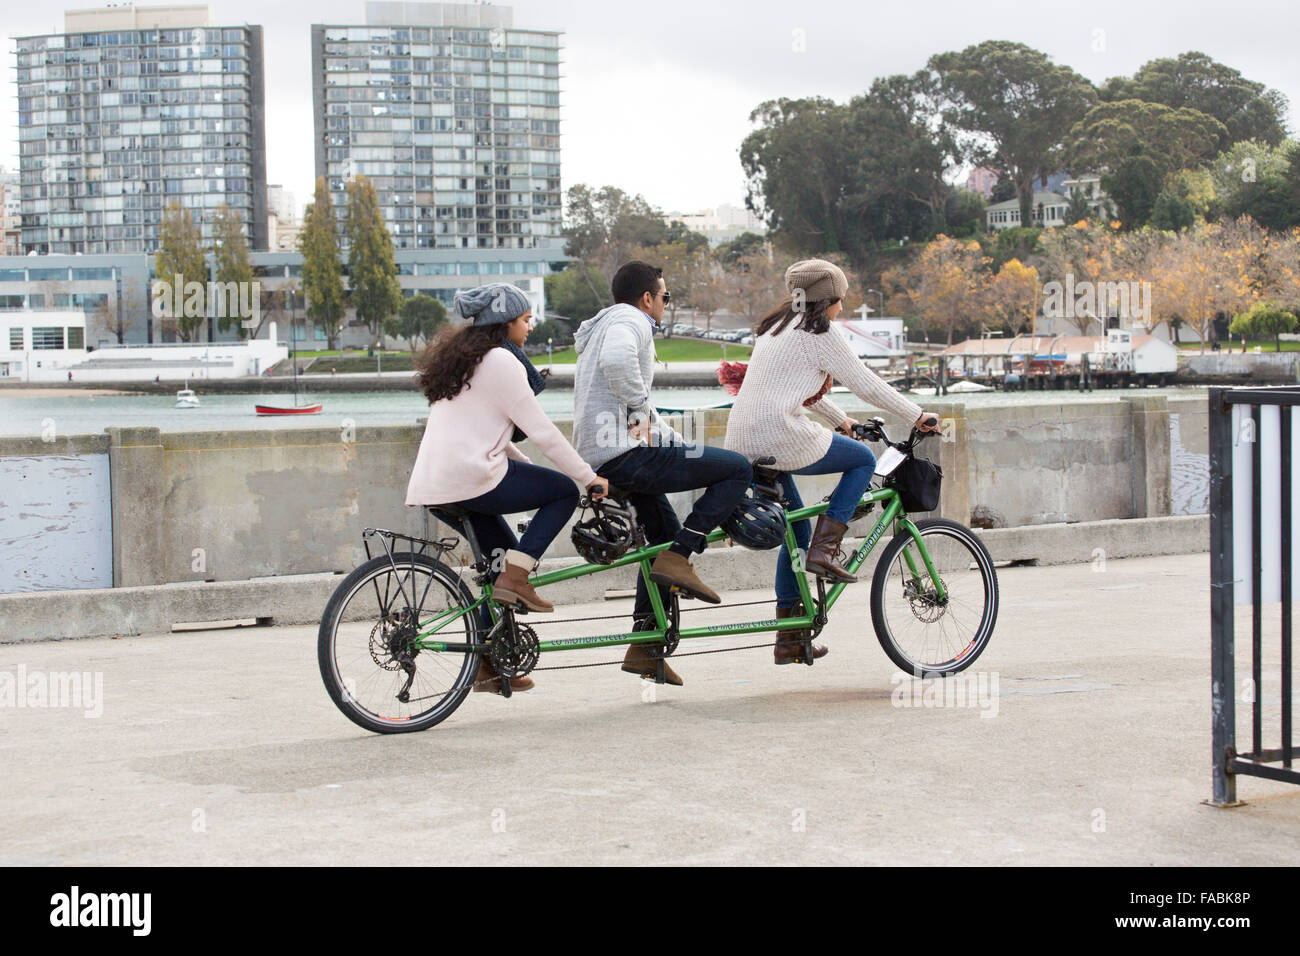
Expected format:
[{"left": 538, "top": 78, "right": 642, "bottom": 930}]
[
  {"left": 869, "top": 518, "right": 998, "bottom": 676},
  {"left": 318, "top": 552, "right": 482, "bottom": 734}
]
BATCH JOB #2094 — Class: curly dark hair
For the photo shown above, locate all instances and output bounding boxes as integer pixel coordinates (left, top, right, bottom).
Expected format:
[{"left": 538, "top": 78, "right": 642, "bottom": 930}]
[
  {"left": 414, "top": 322, "right": 511, "bottom": 403},
  {"left": 754, "top": 296, "right": 839, "bottom": 337}
]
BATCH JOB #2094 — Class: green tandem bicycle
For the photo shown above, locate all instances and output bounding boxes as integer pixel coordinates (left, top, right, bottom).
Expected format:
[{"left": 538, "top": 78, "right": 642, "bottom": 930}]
[{"left": 318, "top": 420, "right": 1000, "bottom": 734}]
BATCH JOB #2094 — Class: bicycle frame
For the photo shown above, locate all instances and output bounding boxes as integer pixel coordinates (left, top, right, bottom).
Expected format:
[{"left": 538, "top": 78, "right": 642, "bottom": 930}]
[{"left": 411, "top": 485, "right": 948, "bottom": 656}]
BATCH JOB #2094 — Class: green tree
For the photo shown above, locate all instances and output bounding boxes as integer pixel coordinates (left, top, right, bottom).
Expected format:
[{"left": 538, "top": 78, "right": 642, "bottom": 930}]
[
  {"left": 1100, "top": 52, "right": 1289, "bottom": 150},
  {"left": 930, "top": 41, "right": 1096, "bottom": 230},
  {"left": 715, "top": 231, "right": 767, "bottom": 268},
  {"left": 154, "top": 201, "right": 207, "bottom": 342},
  {"left": 383, "top": 293, "right": 446, "bottom": 352},
  {"left": 1065, "top": 99, "right": 1226, "bottom": 183},
  {"left": 740, "top": 97, "right": 859, "bottom": 255},
  {"left": 543, "top": 263, "right": 607, "bottom": 319},
  {"left": 1063, "top": 188, "right": 1093, "bottom": 225},
  {"left": 529, "top": 317, "right": 574, "bottom": 349},
  {"left": 848, "top": 72, "right": 961, "bottom": 241},
  {"left": 298, "top": 177, "right": 347, "bottom": 350},
  {"left": 1102, "top": 154, "right": 1163, "bottom": 229},
  {"left": 1232, "top": 301, "right": 1298, "bottom": 352},
  {"left": 211, "top": 203, "right": 254, "bottom": 338},
  {"left": 1150, "top": 192, "right": 1197, "bottom": 231},
  {"left": 345, "top": 175, "right": 403, "bottom": 354}
]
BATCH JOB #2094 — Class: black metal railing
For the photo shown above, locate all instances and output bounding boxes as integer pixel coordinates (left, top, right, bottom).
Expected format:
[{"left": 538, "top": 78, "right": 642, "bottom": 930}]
[{"left": 1209, "top": 385, "right": 1299, "bottom": 805}]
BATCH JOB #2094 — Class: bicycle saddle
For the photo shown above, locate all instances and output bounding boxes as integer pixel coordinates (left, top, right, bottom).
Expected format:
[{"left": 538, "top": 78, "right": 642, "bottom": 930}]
[{"left": 426, "top": 504, "right": 470, "bottom": 527}]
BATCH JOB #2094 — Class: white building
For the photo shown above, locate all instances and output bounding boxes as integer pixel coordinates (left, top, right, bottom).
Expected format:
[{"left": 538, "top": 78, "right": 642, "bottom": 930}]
[
  {"left": 1, "top": 311, "right": 88, "bottom": 381},
  {"left": 986, "top": 191, "right": 1070, "bottom": 231},
  {"left": 1, "top": 311, "right": 288, "bottom": 382},
  {"left": 834, "top": 314, "right": 908, "bottom": 363}
]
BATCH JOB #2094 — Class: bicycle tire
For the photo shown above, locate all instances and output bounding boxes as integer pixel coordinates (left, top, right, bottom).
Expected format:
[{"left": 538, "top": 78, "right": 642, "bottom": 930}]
[
  {"left": 318, "top": 551, "right": 482, "bottom": 734},
  {"left": 869, "top": 518, "right": 999, "bottom": 676}
]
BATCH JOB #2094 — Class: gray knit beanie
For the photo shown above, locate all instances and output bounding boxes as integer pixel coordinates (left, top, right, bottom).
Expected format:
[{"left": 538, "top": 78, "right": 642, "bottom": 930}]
[
  {"left": 453, "top": 283, "right": 532, "bottom": 325},
  {"left": 785, "top": 259, "right": 848, "bottom": 304}
]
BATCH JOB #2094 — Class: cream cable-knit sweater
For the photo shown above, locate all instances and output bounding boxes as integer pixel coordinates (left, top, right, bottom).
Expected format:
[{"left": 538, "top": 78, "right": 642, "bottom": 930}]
[{"left": 724, "top": 322, "right": 924, "bottom": 471}]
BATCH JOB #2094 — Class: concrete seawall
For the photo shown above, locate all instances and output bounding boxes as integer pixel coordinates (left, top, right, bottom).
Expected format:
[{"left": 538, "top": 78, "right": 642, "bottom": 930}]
[
  {"left": 0, "top": 395, "right": 1212, "bottom": 639},
  {"left": 0, "top": 514, "right": 1207, "bottom": 642}
]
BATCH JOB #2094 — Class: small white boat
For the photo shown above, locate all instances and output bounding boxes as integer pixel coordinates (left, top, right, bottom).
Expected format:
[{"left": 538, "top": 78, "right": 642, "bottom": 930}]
[
  {"left": 175, "top": 388, "right": 200, "bottom": 408},
  {"left": 948, "top": 380, "right": 994, "bottom": 394}
]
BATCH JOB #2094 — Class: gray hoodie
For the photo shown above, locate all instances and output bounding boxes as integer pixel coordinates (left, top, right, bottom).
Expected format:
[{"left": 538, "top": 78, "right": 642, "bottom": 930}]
[{"left": 572, "top": 303, "right": 683, "bottom": 469}]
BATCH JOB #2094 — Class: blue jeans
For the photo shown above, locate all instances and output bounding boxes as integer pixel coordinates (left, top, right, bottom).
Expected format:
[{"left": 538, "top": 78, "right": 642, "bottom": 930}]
[
  {"left": 775, "top": 434, "right": 876, "bottom": 610},
  {"left": 596, "top": 443, "right": 752, "bottom": 622}
]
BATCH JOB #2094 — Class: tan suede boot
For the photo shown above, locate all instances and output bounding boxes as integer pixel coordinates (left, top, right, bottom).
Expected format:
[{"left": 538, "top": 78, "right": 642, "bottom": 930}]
[
  {"left": 621, "top": 640, "right": 684, "bottom": 686},
  {"left": 491, "top": 549, "right": 553, "bottom": 612},
  {"left": 473, "top": 658, "right": 535, "bottom": 694},
  {"left": 648, "top": 549, "right": 721, "bottom": 604}
]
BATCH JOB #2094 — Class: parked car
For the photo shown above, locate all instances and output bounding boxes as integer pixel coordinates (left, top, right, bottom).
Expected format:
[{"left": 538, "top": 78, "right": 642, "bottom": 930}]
[{"left": 739, "top": 334, "right": 754, "bottom": 346}]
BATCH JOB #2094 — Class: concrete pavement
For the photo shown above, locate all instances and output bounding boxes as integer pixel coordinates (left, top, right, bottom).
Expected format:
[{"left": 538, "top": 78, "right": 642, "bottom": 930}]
[{"left": 0, "top": 552, "right": 1296, "bottom": 866}]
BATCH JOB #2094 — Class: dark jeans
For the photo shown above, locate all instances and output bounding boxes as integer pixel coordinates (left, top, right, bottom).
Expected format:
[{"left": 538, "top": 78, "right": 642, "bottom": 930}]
[
  {"left": 454, "top": 458, "right": 581, "bottom": 565},
  {"left": 597, "top": 443, "right": 752, "bottom": 621},
  {"left": 775, "top": 434, "right": 876, "bottom": 609},
  {"left": 452, "top": 459, "right": 580, "bottom": 629}
]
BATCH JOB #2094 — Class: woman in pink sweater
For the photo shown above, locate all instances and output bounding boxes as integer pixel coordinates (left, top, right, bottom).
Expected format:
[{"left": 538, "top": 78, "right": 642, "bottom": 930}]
[{"left": 407, "top": 283, "right": 608, "bottom": 693}]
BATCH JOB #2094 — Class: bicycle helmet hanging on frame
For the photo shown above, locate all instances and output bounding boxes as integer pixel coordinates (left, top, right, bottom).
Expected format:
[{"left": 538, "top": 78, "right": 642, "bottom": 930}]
[
  {"left": 571, "top": 495, "right": 643, "bottom": 565},
  {"left": 724, "top": 490, "right": 788, "bottom": 550}
]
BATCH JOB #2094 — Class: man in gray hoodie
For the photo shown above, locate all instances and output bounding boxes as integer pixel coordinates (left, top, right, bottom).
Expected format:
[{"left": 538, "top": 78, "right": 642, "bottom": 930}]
[{"left": 573, "top": 260, "right": 752, "bottom": 685}]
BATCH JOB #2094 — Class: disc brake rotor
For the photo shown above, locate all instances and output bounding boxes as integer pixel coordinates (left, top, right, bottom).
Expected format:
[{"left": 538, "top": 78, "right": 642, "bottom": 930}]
[{"left": 903, "top": 579, "right": 948, "bottom": 624}]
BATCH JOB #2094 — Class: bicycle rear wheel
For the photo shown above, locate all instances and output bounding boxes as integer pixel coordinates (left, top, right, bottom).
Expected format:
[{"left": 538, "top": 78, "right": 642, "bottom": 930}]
[
  {"left": 869, "top": 518, "right": 998, "bottom": 676},
  {"left": 318, "top": 552, "right": 482, "bottom": 734}
]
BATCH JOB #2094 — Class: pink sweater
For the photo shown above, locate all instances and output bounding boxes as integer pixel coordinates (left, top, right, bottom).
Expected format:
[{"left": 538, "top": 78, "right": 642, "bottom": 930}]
[{"left": 405, "top": 347, "right": 598, "bottom": 505}]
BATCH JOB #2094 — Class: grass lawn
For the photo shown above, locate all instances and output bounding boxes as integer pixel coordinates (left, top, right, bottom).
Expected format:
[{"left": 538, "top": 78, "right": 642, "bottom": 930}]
[
  {"left": 1177, "top": 340, "right": 1300, "bottom": 352},
  {"left": 540, "top": 337, "right": 753, "bottom": 365}
]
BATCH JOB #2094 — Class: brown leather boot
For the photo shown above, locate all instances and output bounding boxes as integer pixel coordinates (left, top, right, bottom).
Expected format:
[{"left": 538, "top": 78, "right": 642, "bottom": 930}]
[
  {"left": 774, "top": 602, "right": 827, "bottom": 665},
  {"left": 621, "top": 640, "right": 683, "bottom": 686},
  {"left": 472, "top": 658, "right": 535, "bottom": 694},
  {"left": 648, "top": 549, "right": 721, "bottom": 604},
  {"left": 805, "top": 516, "right": 857, "bottom": 583},
  {"left": 491, "top": 549, "right": 553, "bottom": 612}
]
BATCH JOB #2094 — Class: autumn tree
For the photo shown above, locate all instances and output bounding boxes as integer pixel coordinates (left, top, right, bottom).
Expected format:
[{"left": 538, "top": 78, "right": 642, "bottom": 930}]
[
  {"left": 155, "top": 201, "right": 207, "bottom": 342},
  {"left": 299, "top": 177, "right": 346, "bottom": 349},
  {"left": 1151, "top": 222, "right": 1251, "bottom": 353},
  {"left": 345, "top": 175, "right": 403, "bottom": 354},
  {"left": 726, "top": 248, "right": 787, "bottom": 329},
  {"left": 562, "top": 184, "right": 669, "bottom": 291},
  {"left": 884, "top": 235, "right": 991, "bottom": 344},
  {"left": 988, "top": 258, "right": 1041, "bottom": 334}
]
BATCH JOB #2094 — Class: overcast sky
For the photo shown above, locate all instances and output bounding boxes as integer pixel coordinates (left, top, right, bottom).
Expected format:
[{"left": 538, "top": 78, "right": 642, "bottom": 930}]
[{"left": 4, "top": 0, "right": 1298, "bottom": 218}]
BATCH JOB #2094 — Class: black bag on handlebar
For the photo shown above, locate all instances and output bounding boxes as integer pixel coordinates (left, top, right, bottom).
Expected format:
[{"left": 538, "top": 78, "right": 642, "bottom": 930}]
[{"left": 886, "top": 454, "right": 943, "bottom": 513}]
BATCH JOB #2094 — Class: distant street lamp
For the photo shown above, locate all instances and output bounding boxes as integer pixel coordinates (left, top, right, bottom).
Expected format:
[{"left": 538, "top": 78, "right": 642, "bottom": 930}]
[
  {"left": 548, "top": 336, "right": 553, "bottom": 370},
  {"left": 866, "top": 288, "right": 885, "bottom": 317}
]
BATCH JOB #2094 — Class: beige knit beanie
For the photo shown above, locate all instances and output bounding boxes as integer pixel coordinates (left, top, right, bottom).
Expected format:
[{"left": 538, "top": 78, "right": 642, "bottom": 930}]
[{"left": 785, "top": 258, "right": 848, "bottom": 304}]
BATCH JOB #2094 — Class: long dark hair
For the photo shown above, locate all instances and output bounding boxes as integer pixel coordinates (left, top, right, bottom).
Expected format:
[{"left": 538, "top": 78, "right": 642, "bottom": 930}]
[
  {"left": 414, "top": 322, "right": 510, "bottom": 403},
  {"left": 755, "top": 296, "right": 840, "bottom": 337}
]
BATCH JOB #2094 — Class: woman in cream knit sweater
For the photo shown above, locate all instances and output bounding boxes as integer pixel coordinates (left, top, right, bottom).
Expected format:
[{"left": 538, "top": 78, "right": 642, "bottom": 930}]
[{"left": 724, "top": 259, "right": 939, "bottom": 664}]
